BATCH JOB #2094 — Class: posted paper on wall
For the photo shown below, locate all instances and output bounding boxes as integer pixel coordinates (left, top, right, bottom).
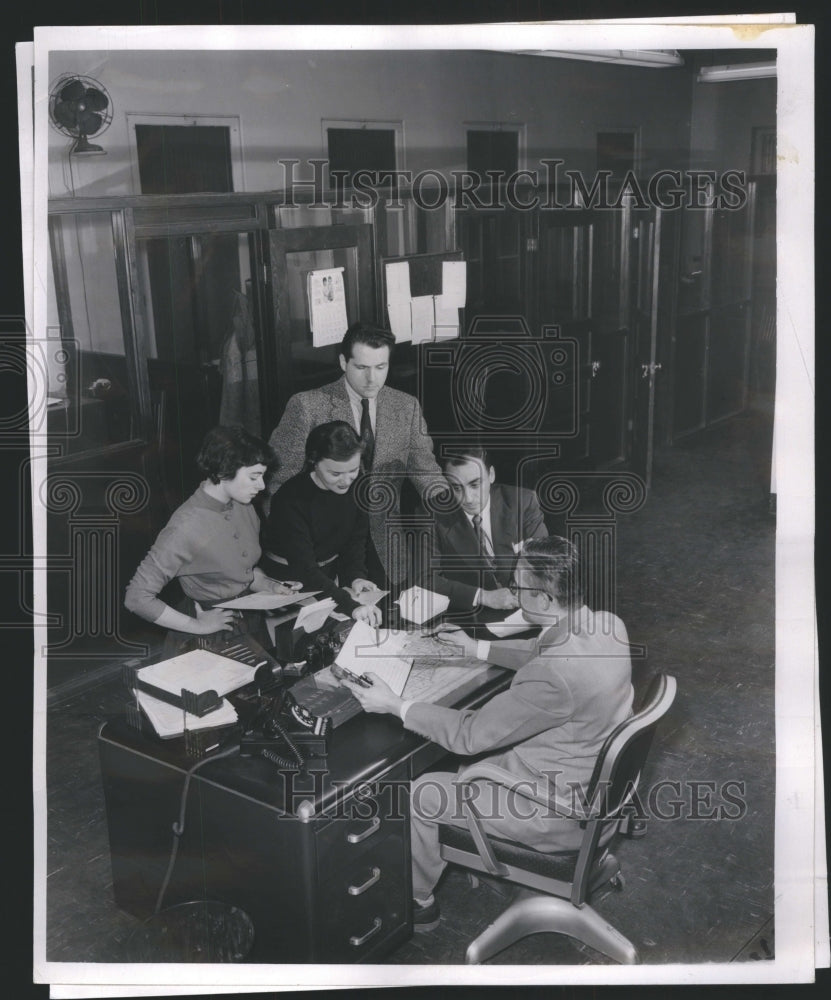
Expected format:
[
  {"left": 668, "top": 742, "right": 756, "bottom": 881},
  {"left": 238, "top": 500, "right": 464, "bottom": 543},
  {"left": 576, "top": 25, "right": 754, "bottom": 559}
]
[{"left": 308, "top": 267, "right": 348, "bottom": 347}]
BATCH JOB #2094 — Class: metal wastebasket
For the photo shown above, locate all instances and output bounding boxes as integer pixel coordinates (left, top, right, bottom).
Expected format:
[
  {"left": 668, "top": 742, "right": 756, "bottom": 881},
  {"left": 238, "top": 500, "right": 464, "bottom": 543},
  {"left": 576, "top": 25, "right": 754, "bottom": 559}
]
[{"left": 125, "top": 900, "right": 255, "bottom": 963}]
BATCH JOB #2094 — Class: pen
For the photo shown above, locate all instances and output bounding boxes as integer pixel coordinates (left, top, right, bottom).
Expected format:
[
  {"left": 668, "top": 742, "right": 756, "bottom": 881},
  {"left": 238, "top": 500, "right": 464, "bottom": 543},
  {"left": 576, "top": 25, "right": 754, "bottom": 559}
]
[{"left": 339, "top": 667, "right": 373, "bottom": 688}]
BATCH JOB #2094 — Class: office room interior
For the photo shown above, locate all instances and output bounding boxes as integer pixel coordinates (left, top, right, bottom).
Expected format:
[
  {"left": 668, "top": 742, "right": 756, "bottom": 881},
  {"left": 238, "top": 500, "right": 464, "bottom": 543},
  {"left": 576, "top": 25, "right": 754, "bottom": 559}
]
[{"left": 37, "top": 44, "right": 788, "bottom": 969}]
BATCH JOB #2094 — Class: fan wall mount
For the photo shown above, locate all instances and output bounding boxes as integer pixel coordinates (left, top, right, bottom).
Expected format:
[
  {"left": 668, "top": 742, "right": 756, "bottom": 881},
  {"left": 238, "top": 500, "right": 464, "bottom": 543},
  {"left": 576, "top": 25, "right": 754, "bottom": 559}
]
[{"left": 48, "top": 74, "right": 113, "bottom": 155}]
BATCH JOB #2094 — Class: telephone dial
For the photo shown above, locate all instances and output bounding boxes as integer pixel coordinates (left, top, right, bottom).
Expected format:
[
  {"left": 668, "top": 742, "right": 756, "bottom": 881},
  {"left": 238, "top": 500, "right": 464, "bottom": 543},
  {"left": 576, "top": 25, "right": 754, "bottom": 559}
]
[{"left": 233, "top": 675, "right": 331, "bottom": 772}]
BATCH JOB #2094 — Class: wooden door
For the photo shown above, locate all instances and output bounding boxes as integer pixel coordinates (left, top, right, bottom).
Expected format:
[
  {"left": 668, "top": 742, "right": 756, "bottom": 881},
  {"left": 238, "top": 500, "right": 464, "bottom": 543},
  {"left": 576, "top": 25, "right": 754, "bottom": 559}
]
[
  {"left": 262, "top": 224, "right": 375, "bottom": 431},
  {"left": 629, "top": 207, "right": 663, "bottom": 488},
  {"left": 457, "top": 209, "right": 530, "bottom": 318}
]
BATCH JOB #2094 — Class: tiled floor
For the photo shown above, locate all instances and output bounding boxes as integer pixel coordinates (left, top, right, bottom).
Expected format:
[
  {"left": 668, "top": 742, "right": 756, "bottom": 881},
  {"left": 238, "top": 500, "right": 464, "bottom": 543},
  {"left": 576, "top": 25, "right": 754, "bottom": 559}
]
[{"left": 41, "top": 411, "right": 776, "bottom": 969}]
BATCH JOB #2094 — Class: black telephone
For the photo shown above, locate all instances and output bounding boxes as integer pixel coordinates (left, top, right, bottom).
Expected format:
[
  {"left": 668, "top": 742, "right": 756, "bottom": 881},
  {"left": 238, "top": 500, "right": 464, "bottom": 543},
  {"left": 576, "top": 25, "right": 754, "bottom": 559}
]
[{"left": 236, "top": 685, "right": 331, "bottom": 771}]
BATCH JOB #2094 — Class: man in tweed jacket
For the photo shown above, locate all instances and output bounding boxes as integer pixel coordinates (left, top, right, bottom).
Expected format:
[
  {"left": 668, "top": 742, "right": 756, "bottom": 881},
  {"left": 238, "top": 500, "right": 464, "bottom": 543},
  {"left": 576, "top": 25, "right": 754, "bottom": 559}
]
[{"left": 267, "top": 323, "right": 445, "bottom": 584}]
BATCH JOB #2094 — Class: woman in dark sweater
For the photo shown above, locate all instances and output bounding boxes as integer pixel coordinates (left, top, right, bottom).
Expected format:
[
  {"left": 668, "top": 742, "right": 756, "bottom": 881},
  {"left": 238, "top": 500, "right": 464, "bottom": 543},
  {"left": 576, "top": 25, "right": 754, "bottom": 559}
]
[{"left": 262, "top": 421, "right": 382, "bottom": 626}]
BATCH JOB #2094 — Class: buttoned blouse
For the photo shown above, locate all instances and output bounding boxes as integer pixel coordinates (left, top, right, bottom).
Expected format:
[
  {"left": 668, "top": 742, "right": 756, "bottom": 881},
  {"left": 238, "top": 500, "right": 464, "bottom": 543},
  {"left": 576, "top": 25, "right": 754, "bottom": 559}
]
[{"left": 124, "top": 486, "right": 262, "bottom": 623}]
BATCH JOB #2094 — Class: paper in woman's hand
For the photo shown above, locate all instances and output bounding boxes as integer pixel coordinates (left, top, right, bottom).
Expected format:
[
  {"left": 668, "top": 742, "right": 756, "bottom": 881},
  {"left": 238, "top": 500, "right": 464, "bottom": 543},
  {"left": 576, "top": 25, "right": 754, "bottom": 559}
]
[{"left": 215, "top": 590, "right": 319, "bottom": 611}]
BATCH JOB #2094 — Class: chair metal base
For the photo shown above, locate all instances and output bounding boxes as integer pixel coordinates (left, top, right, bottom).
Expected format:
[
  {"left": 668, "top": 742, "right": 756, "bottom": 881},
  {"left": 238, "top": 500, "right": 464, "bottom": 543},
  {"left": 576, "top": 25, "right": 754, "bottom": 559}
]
[{"left": 464, "top": 894, "right": 640, "bottom": 965}]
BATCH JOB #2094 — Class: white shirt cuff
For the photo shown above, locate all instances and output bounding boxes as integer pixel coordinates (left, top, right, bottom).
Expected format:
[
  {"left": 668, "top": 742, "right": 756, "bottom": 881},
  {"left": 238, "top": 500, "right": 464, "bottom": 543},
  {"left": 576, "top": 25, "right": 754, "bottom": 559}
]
[
  {"left": 474, "top": 588, "right": 482, "bottom": 606},
  {"left": 476, "top": 639, "right": 491, "bottom": 661},
  {"left": 399, "top": 699, "right": 416, "bottom": 723}
]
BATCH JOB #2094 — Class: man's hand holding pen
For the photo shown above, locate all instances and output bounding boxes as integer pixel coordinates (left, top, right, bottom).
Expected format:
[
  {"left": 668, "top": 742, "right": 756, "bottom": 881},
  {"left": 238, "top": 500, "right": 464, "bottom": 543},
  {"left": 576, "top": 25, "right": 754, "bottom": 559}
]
[
  {"left": 340, "top": 671, "right": 403, "bottom": 716},
  {"left": 420, "top": 623, "right": 479, "bottom": 658}
]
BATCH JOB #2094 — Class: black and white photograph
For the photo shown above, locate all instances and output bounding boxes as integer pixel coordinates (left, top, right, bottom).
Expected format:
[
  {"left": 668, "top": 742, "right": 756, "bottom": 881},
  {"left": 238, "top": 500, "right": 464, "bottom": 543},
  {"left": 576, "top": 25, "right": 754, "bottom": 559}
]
[{"left": 10, "top": 9, "right": 821, "bottom": 994}]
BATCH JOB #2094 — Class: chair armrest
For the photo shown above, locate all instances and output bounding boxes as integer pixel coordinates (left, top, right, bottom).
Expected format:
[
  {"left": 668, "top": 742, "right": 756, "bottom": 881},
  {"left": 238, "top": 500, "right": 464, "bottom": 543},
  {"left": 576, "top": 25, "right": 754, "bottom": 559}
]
[{"left": 456, "top": 761, "right": 554, "bottom": 809}]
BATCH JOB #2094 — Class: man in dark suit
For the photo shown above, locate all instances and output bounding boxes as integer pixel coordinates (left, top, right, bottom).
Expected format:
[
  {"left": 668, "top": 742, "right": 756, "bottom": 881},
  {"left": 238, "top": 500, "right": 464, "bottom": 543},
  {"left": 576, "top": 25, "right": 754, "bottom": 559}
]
[
  {"left": 267, "top": 322, "right": 445, "bottom": 585},
  {"left": 418, "top": 445, "right": 548, "bottom": 615}
]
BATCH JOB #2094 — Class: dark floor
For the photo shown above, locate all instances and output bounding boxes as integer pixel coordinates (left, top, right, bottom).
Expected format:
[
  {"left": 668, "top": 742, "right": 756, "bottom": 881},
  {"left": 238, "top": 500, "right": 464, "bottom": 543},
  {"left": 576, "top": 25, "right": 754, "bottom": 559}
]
[{"left": 42, "top": 411, "right": 776, "bottom": 969}]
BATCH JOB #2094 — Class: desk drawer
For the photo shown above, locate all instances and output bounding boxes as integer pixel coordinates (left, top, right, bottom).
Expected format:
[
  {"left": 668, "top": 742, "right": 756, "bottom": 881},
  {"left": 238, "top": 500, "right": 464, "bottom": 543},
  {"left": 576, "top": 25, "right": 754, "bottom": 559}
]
[
  {"left": 314, "top": 832, "right": 409, "bottom": 962},
  {"left": 315, "top": 782, "right": 408, "bottom": 878}
]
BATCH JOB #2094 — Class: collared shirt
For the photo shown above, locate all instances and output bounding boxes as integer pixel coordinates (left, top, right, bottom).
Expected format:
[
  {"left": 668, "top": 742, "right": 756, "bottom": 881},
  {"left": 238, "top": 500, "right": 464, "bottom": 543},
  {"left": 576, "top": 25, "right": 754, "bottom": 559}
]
[{"left": 343, "top": 378, "right": 377, "bottom": 437}]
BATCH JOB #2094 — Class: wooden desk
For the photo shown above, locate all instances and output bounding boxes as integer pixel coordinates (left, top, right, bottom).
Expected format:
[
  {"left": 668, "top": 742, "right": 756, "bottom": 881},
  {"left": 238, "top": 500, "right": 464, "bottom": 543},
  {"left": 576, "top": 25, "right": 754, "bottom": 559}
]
[{"left": 98, "top": 661, "right": 509, "bottom": 963}]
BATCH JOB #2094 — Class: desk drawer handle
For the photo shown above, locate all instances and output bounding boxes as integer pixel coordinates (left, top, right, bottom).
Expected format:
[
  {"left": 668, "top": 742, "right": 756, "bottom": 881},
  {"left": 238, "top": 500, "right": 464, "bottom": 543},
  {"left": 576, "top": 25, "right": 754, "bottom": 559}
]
[
  {"left": 347, "top": 817, "right": 381, "bottom": 844},
  {"left": 348, "top": 866, "right": 381, "bottom": 896},
  {"left": 349, "top": 916, "right": 383, "bottom": 948}
]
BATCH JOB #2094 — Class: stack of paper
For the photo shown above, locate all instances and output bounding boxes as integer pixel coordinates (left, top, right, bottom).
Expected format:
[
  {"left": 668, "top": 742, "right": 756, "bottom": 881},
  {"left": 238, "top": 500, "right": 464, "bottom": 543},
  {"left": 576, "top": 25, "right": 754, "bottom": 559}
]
[
  {"left": 137, "top": 649, "right": 260, "bottom": 698},
  {"left": 137, "top": 691, "right": 238, "bottom": 739}
]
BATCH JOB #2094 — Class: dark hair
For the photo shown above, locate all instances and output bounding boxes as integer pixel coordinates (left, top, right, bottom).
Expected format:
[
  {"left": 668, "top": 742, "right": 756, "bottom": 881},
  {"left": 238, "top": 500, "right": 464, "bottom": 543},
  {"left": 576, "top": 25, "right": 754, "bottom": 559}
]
[
  {"left": 442, "top": 445, "right": 493, "bottom": 473},
  {"left": 196, "top": 425, "right": 275, "bottom": 483},
  {"left": 519, "top": 536, "right": 584, "bottom": 610},
  {"left": 339, "top": 321, "right": 395, "bottom": 361},
  {"left": 303, "top": 420, "right": 364, "bottom": 471}
]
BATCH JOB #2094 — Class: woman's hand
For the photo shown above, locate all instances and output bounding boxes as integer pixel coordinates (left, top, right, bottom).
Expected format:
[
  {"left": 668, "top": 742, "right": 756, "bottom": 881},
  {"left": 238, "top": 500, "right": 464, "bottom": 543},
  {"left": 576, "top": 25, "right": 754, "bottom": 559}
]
[
  {"left": 352, "top": 603, "right": 382, "bottom": 627},
  {"left": 250, "top": 569, "right": 303, "bottom": 595},
  {"left": 350, "top": 578, "right": 378, "bottom": 595},
  {"left": 194, "top": 606, "right": 237, "bottom": 635},
  {"left": 341, "top": 673, "right": 402, "bottom": 716}
]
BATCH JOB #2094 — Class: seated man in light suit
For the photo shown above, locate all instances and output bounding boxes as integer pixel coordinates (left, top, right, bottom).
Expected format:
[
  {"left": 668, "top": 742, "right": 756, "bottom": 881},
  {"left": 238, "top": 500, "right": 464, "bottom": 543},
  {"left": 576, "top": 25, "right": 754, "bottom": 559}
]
[
  {"left": 418, "top": 445, "right": 547, "bottom": 617},
  {"left": 343, "top": 535, "right": 634, "bottom": 930},
  {"left": 267, "top": 322, "right": 445, "bottom": 586}
]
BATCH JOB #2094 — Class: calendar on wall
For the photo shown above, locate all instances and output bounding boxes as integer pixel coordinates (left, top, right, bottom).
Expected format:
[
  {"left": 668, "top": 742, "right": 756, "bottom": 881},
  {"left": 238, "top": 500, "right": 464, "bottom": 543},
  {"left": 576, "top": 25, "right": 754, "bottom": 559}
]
[{"left": 307, "top": 267, "right": 349, "bottom": 346}]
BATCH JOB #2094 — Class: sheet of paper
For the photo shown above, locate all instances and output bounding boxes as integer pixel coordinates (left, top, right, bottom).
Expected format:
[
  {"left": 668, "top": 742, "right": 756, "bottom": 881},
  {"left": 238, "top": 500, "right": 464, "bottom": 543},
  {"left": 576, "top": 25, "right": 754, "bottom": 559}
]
[
  {"left": 137, "top": 691, "right": 238, "bottom": 739},
  {"left": 486, "top": 608, "right": 532, "bottom": 637},
  {"left": 441, "top": 259, "right": 467, "bottom": 307},
  {"left": 396, "top": 585, "right": 450, "bottom": 624},
  {"left": 294, "top": 597, "right": 337, "bottom": 633},
  {"left": 334, "top": 620, "right": 413, "bottom": 695},
  {"left": 387, "top": 297, "right": 413, "bottom": 343},
  {"left": 309, "top": 267, "right": 348, "bottom": 347},
  {"left": 137, "top": 649, "right": 259, "bottom": 698},
  {"left": 215, "top": 590, "right": 319, "bottom": 611},
  {"left": 348, "top": 587, "right": 389, "bottom": 607},
  {"left": 410, "top": 294, "right": 435, "bottom": 344},
  {"left": 385, "top": 261, "right": 413, "bottom": 343},
  {"left": 433, "top": 297, "right": 460, "bottom": 340}
]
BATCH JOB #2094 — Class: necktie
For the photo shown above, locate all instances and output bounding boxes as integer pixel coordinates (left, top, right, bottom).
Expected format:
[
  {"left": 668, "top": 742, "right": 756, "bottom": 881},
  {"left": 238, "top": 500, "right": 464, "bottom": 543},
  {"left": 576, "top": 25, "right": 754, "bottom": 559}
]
[
  {"left": 360, "top": 398, "right": 375, "bottom": 470},
  {"left": 472, "top": 513, "right": 498, "bottom": 586}
]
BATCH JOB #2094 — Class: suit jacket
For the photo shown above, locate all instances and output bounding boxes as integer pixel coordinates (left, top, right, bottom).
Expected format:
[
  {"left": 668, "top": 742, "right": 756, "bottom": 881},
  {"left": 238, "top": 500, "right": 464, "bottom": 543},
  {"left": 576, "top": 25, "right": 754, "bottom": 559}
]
[
  {"left": 404, "top": 607, "right": 634, "bottom": 833},
  {"left": 419, "top": 483, "right": 547, "bottom": 609},
  {"left": 268, "top": 377, "right": 444, "bottom": 580}
]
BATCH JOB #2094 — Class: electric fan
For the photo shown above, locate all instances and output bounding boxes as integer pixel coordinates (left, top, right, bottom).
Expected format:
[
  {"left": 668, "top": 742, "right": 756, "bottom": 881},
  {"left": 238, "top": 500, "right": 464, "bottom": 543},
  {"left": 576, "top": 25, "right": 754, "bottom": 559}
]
[{"left": 48, "top": 75, "right": 113, "bottom": 154}]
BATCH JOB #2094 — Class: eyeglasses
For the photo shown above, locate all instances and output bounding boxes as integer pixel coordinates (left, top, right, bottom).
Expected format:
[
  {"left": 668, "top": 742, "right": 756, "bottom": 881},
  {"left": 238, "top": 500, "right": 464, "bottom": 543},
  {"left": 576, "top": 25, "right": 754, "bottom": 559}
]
[{"left": 508, "top": 579, "right": 552, "bottom": 600}]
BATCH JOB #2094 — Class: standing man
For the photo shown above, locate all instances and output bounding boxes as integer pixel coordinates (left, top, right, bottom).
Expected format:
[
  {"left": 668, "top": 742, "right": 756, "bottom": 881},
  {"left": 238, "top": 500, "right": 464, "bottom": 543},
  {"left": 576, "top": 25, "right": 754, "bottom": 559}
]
[
  {"left": 342, "top": 535, "right": 634, "bottom": 930},
  {"left": 418, "top": 445, "right": 547, "bottom": 616},
  {"left": 267, "top": 322, "right": 444, "bottom": 585}
]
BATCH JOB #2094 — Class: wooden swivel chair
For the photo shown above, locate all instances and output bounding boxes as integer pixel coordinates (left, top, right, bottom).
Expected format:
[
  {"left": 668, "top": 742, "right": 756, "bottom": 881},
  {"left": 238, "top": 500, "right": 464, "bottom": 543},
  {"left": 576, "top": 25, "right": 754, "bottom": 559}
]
[{"left": 438, "top": 672, "right": 677, "bottom": 964}]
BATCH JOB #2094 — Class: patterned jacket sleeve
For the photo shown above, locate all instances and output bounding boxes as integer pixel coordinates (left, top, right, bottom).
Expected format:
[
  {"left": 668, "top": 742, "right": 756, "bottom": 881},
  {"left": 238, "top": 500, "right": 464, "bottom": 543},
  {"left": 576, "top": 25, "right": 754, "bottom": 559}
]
[
  {"left": 404, "top": 395, "right": 445, "bottom": 500},
  {"left": 268, "top": 393, "right": 313, "bottom": 495}
]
